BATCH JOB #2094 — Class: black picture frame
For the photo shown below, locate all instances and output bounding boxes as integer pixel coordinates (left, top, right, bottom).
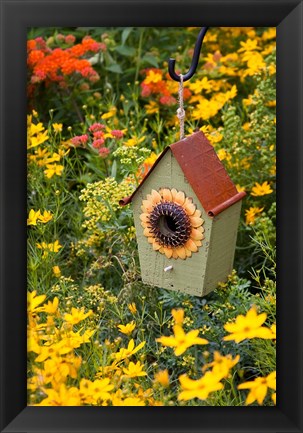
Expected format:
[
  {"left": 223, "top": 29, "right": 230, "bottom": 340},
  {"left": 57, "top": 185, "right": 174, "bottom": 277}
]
[{"left": 1, "top": 0, "right": 302, "bottom": 432}]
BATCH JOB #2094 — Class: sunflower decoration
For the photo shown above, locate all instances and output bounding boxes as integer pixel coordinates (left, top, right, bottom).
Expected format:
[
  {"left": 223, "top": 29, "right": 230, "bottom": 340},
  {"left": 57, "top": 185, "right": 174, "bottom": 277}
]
[{"left": 140, "top": 188, "right": 205, "bottom": 259}]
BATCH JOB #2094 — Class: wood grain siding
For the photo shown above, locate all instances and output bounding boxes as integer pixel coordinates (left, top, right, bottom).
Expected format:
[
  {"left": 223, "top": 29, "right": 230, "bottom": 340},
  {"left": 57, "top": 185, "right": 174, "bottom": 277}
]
[
  {"left": 203, "top": 200, "right": 242, "bottom": 296},
  {"left": 132, "top": 149, "right": 213, "bottom": 297}
]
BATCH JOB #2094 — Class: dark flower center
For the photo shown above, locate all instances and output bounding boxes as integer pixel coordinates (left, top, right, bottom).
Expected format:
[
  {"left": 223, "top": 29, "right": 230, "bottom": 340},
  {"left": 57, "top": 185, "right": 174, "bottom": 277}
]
[{"left": 149, "top": 202, "right": 191, "bottom": 247}]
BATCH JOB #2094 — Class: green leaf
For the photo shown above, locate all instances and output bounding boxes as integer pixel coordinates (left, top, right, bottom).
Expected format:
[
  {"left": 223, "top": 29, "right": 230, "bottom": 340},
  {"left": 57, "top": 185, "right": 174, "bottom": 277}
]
[
  {"left": 111, "top": 160, "right": 117, "bottom": 179},
  {"left": 142, "top": 54, "right": 159, "bottom": 68},
  {"left": 105, "top": 64, "right": 123, "bottom": 74},
  {"left": 114, "top": 45, "right": 136, "bottom": 57},
  {"left": 122, "top": 27, "right": 133, "bottom": 45}
]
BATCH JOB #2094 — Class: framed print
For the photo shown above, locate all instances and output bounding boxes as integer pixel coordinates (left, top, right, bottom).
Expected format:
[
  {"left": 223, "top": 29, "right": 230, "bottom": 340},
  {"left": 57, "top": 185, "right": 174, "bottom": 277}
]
[{"left": 1, "top": 0, "right": 302, "bottom": 432}]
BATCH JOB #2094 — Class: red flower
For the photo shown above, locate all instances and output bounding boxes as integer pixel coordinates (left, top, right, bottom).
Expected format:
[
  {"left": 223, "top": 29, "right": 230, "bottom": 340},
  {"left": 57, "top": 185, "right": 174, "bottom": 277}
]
[
  {"left": 92, "top": 138, "right": 105, "bottom": 149},
  {"left": 98, "top": 147, "right": 110, "bottom": 158},
  {"left": 111, "top": 130, "right": 124, "bottom": 139}
]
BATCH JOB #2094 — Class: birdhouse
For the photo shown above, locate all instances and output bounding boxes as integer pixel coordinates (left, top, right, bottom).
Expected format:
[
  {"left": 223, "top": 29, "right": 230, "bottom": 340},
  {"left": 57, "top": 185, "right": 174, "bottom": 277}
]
[{"left": 120, "top": 131, "right": 246, "bottom": 297}]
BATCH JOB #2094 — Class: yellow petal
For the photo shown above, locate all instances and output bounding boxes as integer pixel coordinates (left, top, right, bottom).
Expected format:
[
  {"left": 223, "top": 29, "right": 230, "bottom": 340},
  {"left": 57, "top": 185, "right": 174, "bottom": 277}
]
[
  {"left": 194, "top": 240, "right": 202, "bottom": 247},
  {"left": 143, "top": 227, "right": 152, "bottom": 237},
  {"left": 193, "top": 209, "right": 202, "bottom": 218},
  {"left": 190, "top": 228, "right": 203, "bottom": 240},
  {"left": 185, "top": 238, "right": 198, "bottom": 252},
  {"left": 176, "top": 247, "right": 186, "bottom": 259},
  {"left": 160, "top": 188, "right": 172, "bottom": 202},
  {"left": 185, "top": 248, "right": 192, "bottom": 258},
  {"left": 174, "top": 191, "right": 185, "bottom": 206},
  {"left": 190, "top": 216, "right": 203, "bottom": 228},
  {"left": 152, "top": 241, "right": 161, "bottom": 251},
  {"left": 163, "top": 247, "right": 173, "bottom": 258},
  {"left": 140, "top": 213, "right": 150, "bottom": 223},
  {"left": 147, "top": 237, "right": 155, "bottom": 244},
  {"left": 196, "top": 226, "right": 205, "bottom": 233},
  {"left": 172, "top": 250, "right": 179, "bottom": 259},
  {"left": 151, "top": 189, "right": 162, "bottom": 204},
  {"left": 141, "top": 221, "right": 148, "bottom": 229},
  {"left": 141, "top": 199, "right": 153, "bottom": 213},
  {"left": 183, "top": 197, "right": 196, "bottom": 215},
  {"left": 170, "top": 188, "right": 178, "bottom": 201}
]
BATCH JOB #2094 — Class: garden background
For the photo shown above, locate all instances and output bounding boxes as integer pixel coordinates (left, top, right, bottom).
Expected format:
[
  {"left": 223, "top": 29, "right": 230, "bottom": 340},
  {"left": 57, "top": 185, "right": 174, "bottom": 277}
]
[{"left": 27, "top": 26, "right": 276, "bottom": 406}]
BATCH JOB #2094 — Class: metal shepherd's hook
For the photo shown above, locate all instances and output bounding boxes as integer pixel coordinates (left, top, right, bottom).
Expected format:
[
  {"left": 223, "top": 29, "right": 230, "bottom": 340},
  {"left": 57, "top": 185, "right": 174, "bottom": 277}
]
[{"left": 168, "top": 27, "right": 209, "bottom": 82}]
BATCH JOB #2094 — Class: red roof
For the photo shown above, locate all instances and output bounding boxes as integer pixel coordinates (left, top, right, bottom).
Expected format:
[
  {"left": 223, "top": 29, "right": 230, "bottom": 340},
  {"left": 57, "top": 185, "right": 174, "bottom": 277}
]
[{"left": 120, "top": 131, "right": 245, "bottom": 216}]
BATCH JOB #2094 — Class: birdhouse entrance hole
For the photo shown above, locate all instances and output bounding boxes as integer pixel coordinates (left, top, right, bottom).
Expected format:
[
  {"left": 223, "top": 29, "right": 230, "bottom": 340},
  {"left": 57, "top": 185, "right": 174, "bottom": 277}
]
[{"left": 158, "top": 215, "right": 177, "bottom": 236}]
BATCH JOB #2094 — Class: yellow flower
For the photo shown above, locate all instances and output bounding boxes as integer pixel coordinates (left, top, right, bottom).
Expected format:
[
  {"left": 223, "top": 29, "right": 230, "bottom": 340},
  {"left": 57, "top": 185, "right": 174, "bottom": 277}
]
[
  {"left": 112, "top": 395, "right": 145, "bottom": 406},
  {"left": 236, "top": 184, "right": 246, "bottom": 193},
  {"left": 44, "top": 164, "right": 64, "bottom": 179},
  {"left": 189, "top": 77, "right": 212, "bottom": 94},
  {"left": 245, "top": 207, "right": 264, "bottom": 225},
  {"left": 140, "top": 188, "right": 205, "bottom": 259},
  {"left": 272, "top": 392, "right": 276, "bottom": 405},
  {"left": 41, "top": 296, "right": 59, "bottom": 314},
  {"left": 238, "top": 371, "right": 276, "bottom": 405},
  {"left": 117, "top": 321, "right": 136, "bottom": 335},
  {"left": 178, "top": 371, "right": 224, "bottom": 401},
  {"left": 52, "top": 123, "right": 63, "bottom": 133},
  {"left": 36, "top": 383, "right": 81, "bottom": 406},
  {"left": 28, "top": 130, "right": 49, "bottom": 149},
  {"left": 128, "top": 303, "right": 137, "bottom": 314},
  {"left": 124, "top": 136, "right": 146, "bottom": 147},
  {"left": 80, "top": 378, "right": 114, "bottom": 404},
  {"left": 38, "top": 210, "right": 53, "bottom": 223},
  {"left": 223, "top": 306, "right": 275, "bottom": 343},
  {"left": 156, "top": 324, "right": 208, "bottom": 356},
  {"left": 144, "top": 70, "right": 162, "bottom": 84},
  {"left": 27, "top": 290, "right": 46, "bottom": 314},
  {"left": 145, "top": 101, "right": 159, "bottom": 115},
  {"left": 251, "top": 181, "right": 273, "bottom": 196},
  {"left": 217, "top": 148, "right": 231, "bottom": 161},
  {"left": 27, "top": 209, "right": 41, "bottom": 226},
  {"left": 37, "top": 240, "right": 62, "bottom": 255},
  {"left": 113, "top": 339, "right": 146, "bottom": 361},
  {"left": 64, "top": 307, "right": 92, "bottom": 325},
  {"left": 122, "top": 361, "right": 147, "bottom": 378},
  {"left": 154, "top": 369, "right": 170, "bottom": 387},
  {"left": 202, "top": 351, "right": 240, "bottom": 379},
  {"left": 52, "top": 265, "right": 61, "bottom": 277},
  {"left": 238, "top": 38, "right": 260, "bottom": 52},
  {"left": 171, "top": 308, "right": 184, "bottom": 325},
  {"left": 101, "top": 107, "right": 117, "bottom": 119}
]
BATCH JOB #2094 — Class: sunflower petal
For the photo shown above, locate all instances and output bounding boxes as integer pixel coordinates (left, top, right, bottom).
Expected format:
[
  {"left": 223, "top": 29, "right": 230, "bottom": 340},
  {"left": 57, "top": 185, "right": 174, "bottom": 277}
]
[
  {"left": 147, "top": 237, "right": 154, "bottom": 244},
  {"left": 183, "top": 197, "right": 196, "bottom": 215},
  {"left": 143, "top": 227, "right": 152, "bottom": 237},
  {"left": 190, "top": 216, "right": 203, "bottom": 228},
  {"left": 151, "top": 189, "right": 162, "bottom": 204},
  {"left": 141, "top": 199, "right": 153, "bottom": 213},
  {"left": 194, "top": 240, "right": 202, "bottom": 247},
  {"left": 185, "top": 238, "right": 198, "bottom": 252},
  {"left": 152, "top": 241, "right": 161, "bottom": 251},
  {"left": 160, "top": 188, "right": 172, "bottom": 202},
  {"left": 171, "top": 188, "right": 178, "bottom": 200},
  {"left": 185, "top": 248, "right": 192, "bottom": 257},
  {"left": 176, "top": 247, "right": 186, "bottom": 259},
  {"left": 174, "top": 191, "right": 185, "bottom": 206},
  {"left": 190, "top": 228, "right": 203, "bottom": 240},
  {"left": 172, "top": 250, "right": 179, "bottom": 259},
  {"left": 163, "top": 247, "right": 173, "bottom": 258},
  {"left": 140, "top": 213, "right": 150, "bottom": 223},
  {"left": 193, "top": 209, "right": 202, "bottom": 218}
]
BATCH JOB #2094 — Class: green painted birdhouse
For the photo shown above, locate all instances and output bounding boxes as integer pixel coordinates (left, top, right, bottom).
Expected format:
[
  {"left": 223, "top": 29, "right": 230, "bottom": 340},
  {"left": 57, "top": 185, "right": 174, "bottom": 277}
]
[{"left": 120, "top": 131, "right": 245, "bottom": 297}]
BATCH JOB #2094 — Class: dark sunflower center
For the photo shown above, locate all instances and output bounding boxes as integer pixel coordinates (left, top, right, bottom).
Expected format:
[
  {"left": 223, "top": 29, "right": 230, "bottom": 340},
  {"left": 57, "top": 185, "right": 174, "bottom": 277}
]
[{"left": 149, "top": 202, "right": 191, "bottom": 247}]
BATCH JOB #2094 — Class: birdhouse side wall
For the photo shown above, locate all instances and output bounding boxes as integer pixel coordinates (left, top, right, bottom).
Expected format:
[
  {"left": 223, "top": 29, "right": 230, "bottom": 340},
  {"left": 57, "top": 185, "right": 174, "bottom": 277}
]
[
  {"left": 203, "top": 200, "right": 242, "bottom": 296},
  {"left": 132, "top": 149, "right": 213, "bottom": 297}
]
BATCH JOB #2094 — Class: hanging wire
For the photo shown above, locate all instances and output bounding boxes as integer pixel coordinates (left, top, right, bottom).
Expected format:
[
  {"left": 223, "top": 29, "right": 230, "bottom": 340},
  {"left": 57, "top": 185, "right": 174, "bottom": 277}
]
[{"left": 168, "top": 27, "right": 208, "bottom": 82}]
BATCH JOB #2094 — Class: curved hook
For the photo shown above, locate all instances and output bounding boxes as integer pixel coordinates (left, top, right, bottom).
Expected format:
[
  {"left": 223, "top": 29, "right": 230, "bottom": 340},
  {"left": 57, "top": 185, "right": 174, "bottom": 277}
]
[{"left": 168, "top": 27, "right": 209, "bottom": 82}]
